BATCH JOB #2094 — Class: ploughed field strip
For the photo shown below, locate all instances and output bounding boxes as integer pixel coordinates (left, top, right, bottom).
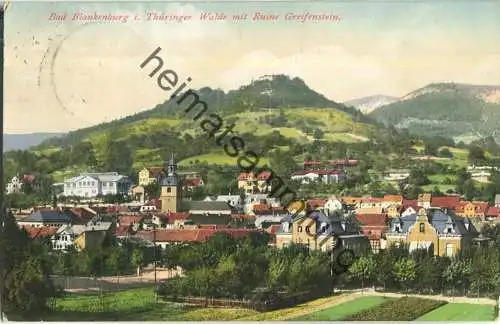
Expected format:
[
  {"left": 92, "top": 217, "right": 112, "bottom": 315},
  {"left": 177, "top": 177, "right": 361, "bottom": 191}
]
[
  {"left": 417, "top": 303, "right": 497, "bottom": 321},
  {"left": 342, "top": 297, "right": 447, "bottom": 321},
  {"left": 237, "top": 293, "right": 355, "bottom": 321}
]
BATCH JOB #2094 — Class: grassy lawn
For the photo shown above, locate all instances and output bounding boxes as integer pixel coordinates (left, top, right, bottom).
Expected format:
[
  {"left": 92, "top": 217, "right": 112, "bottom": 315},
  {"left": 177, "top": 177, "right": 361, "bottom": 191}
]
[
  {"left": 292, "top": 296, "right": 391, "bottom": 321},
  {"left": 40, "top": 288, "right": 256, "bottom": 321},
  {"left": 417, "top": 303, "right": 497, "bottom": 321}
]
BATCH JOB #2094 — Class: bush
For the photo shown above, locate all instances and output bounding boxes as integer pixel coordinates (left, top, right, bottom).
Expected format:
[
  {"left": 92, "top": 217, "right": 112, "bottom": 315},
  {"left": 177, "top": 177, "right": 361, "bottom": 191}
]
[{"left": 344, "top": 297, "right": 446, "bottom": 321}]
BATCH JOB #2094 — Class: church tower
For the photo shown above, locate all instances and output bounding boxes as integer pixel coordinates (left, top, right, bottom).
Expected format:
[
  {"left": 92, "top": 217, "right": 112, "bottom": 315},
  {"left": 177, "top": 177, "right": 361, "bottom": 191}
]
[{"left": 160, "top": 154, "right": 182, "bottom": 213}]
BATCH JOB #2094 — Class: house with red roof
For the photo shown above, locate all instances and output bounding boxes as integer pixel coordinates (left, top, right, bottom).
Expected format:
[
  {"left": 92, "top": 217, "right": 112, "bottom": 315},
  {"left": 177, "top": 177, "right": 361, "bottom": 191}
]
[
  {"left": 22, "top": 226, "right": 59, "bottom": 240},
  {"left": 430, "top": 195, "right": 461, "bottom": 210},
  {"left": 455, "top": 201, "right": 490, "bottom": 219},
  {"left": 135, "top": 228, "right": 262, "bottom": 248},
  {"left": 360, "top": 197, "right": 383, "bottom": 209},
  {"left": 237, "top": 171, "right": 272, "bottom": 194},
  {"left": 182, "top": 175, "right": 204, "bottom": 191},
  {"left": 355, "top": 212, "right": 388, "bottom": 253},
  {"left": 486, "top": 206, "right": 499, "bottom": 221}
]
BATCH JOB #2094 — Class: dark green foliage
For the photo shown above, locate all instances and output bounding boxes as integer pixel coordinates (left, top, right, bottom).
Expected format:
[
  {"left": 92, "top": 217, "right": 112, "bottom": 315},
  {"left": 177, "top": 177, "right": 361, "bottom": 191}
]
[
  {"left": 344, "top": 297, "right": 447, "bottom": 321},
  {"left": 1, "top": 211, "right": 56, "bottom": 317}
]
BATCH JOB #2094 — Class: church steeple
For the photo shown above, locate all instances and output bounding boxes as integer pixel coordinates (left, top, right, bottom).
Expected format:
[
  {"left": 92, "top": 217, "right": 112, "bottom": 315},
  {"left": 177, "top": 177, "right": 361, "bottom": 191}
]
[
  {"left": 160, "top": 153, "right": 182, "bottom": 213},
  {"left": 166, "top": 153, "right": 177, "bottom": 176}
]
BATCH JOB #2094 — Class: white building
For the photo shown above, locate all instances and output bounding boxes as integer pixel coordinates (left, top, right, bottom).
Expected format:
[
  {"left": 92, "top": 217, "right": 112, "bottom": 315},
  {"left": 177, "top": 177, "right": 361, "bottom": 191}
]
[
  {"left": 384, "top": 169, "right": 410, "bottom": 182},
  {"left": 63, "top": 172, "right": 131, "bottom": 198},
  {"left": 6, "top": 175, "right": 23, "bottom": 194},
  {"left": 291, "top": 169, "right": 346, "bottom": 185},
  {"left": 324, "top": 196, "right": 344, "bottom": 215},
  {"left": 469, "top": 170, "right": 491, "bottom": 183},
  {"left": 51, "top": 222, "right": 113, "bottom": 251}
]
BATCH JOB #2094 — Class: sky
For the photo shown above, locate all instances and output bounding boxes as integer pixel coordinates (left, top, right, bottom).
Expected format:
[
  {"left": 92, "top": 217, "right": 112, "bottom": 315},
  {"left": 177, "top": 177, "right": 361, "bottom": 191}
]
[{"left": 4, "top": 0, "right": 500, "bottom": 134}]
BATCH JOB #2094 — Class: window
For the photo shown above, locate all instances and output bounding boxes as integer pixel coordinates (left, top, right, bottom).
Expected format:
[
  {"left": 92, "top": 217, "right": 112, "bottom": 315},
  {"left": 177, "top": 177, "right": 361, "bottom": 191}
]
[
  {"left": 305, "top": 226, "right": 310, "bottom": 233},
  {"left": 419, "top": 223, "right": 425, "bottom": 233},
  {"left": 395, "top": 225, "right": 401, "bottom": 232},
  {"left": 167, "top": 187, "right": 171, "bottom": 193},
  {"left": 298, "top": 226, "right": 303, "bottom": 233}
]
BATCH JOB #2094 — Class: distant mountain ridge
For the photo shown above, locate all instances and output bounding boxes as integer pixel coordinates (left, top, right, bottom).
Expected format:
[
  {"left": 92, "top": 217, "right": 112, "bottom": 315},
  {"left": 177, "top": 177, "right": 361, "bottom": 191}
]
[
  {"left": 3, "top": 133, "right": 64, "bottom": 152},
  {"left": 370, "top": 82, "right": 500, "bottom": 142},
  {"left": 344, "top": 95, "right": 399, "bottom": 114}
]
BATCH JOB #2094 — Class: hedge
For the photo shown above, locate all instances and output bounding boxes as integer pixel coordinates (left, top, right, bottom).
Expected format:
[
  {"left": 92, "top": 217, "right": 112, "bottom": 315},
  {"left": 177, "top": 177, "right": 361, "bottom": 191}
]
[{"left": 343, "top": 297, "right": 447, "bottom": 321}]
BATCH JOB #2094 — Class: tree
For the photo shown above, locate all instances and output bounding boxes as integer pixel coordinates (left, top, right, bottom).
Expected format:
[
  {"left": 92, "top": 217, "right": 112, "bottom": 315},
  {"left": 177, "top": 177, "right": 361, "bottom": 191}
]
[
  {"left": 1, "top": 211, "right": 56, "bottom": 317},
  {"left": 348, "top": 255, "right": 377, "bottom": 290},
  {"left": 144, "top": 182, "right": 160, "bottom": 200},
  {"left": 375, "top": 251, "right": 394, "bottom": 291},
  {"left": 106, "top": 247, "right": 127, "bottom": 284},
  {"left": 131, "top": 248, "right": 145, "bottom": 277},
  {"left": 468, "top": 145, "right": 487, "bottom": 165},
  {"left": 424, "top": 142, "right": 439, "bottom": 156},
  {"left": 393, "top": 258, "right": 417, "bottom": 294},
  {"left": 438, "top": 148, "right": 454, "bottom": 158},
  {"left": 105, "top": 139, "right": 133, "bottom": 174},
  {"left": 462, "top": 180, "right": 477, "bottom": 201},
  {"left": 443, "top": 259, "right": 472, "bottom": 296},
  {"left": 266, "top": 258, "right": 287, "bottom": 289},
  {"left": 313, "top": 129, "right": 324, "bottom": 140}
]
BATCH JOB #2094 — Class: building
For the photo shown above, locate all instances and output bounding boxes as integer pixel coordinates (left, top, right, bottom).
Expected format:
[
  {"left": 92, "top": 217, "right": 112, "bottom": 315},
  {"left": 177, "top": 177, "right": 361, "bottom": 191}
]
[
  {"left": 381, "top": 195, "right": 404, "bottom": 209},
  {"left": 356, "top": 212, "right": 388, "bottom": 253},
  {"left": 51, "top": 220, "right": 114, "bottom": 251},
  {"left": 63, "top": 172, "right": 131, "bottom": 198},
  {"left": 430, "top": 195, "right": 461, "bottom": 210},
  {"left": 275, "top": 210, "right": 369, "bottom": 253},
  {"left": 385, "top": 208, "right": 478, "bottom": 257},
  {"left": 467, "top": 165, "right": 498, "bottom": 183},
  {"left": 183, "top": 175, "right": 204, "bottom": 191},
  {"left": 17, "top": 210, "right": 85, "bottom": 228},
  {"left": 204, "top": 194, "right": 243, "bottom": 210},
  {"left": 495, "top": 194, "right": 500, "bottom": 208},
  {"left": 6, "top": 174, "right": 51, "bottom": 194},
  {"left": 6, "top": 174, "right": 23, "bottom": 194},
  {"left": 238, "top": 171, "right": 272, "bottom": 194},
  {"left": 384, "top": 169, "right": 410, "bottom": 182},
  {"left": 135, "top": 228, "right": 260, "bottom": 249},
  {"left": 417, "top": 193, "right": 432, "bottom": 208},
  {"left": 291, "top": 169, "right": 345, "bottom": 185},
  {"left": 159, "top": 155, "right": 183, "bottom": 213},
  {"left": 184, "top": 201, "right": 233, "bottom": 215},
  {"left": 455, "top": 201, "right": 489, "bottom": 220},
  {"left": 138, "top": 167, "right": 165, "bottom": 187}
]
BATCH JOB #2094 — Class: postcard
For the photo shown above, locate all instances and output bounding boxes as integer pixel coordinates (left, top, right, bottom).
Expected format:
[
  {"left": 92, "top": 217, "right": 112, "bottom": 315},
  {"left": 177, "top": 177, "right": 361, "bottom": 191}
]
[{"left": 2, "top": 0, "right": 500, "bottom": 322}]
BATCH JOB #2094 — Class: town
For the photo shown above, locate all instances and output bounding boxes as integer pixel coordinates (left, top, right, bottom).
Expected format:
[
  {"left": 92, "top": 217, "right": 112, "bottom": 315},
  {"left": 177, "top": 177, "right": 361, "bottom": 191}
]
[
  {"left": 6, "top": 156, "right": 500, "bottom": 256},
  {"left": 4, "top": 0, "right": 500, "bottom": 321}
]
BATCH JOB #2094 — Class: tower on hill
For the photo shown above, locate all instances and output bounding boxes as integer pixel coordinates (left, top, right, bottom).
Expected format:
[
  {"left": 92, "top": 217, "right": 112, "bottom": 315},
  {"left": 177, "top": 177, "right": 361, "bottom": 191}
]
[{"left": 160, "top": 153, "right": 182, "bottom": 213}]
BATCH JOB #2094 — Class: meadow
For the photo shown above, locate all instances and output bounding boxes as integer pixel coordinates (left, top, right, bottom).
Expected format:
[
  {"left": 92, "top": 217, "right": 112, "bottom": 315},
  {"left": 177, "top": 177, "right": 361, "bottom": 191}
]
[{"left": 42, "top": 288, "right": 498, "bottom": 322}]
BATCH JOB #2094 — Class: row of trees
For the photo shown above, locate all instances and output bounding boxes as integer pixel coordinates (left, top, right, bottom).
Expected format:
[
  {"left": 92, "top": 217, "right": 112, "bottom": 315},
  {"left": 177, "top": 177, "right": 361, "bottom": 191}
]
[
  {"left": 157, "top": 232, "right": 333, "bottom": 300},
  {"left": 346, "top": 242, "right": 500, "bottom": 299}
]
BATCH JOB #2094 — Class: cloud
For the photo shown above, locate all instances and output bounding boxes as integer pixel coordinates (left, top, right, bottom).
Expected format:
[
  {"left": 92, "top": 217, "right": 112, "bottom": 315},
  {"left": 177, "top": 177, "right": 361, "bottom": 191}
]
[{"left": 218, "top": 45, "right": 388, "bottom": 102}]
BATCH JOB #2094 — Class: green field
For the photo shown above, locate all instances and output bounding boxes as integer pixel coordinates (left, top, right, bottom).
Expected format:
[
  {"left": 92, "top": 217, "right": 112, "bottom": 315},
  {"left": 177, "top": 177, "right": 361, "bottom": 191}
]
[
  {"left": 179, "top": 151, "right": 270, "bottom": 166},
  {"left": 42, "top": 288, "right": 256, "bottom": 321},
  {"left": 292, "top": 296, "right": 391, "bottom": 321},
  {"left": 32, "top": 288, "right": 498, "bottom": 322},
  {"left": 417, "top": 303, "right": 497, "bottom": 321}
]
